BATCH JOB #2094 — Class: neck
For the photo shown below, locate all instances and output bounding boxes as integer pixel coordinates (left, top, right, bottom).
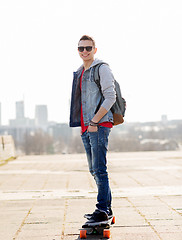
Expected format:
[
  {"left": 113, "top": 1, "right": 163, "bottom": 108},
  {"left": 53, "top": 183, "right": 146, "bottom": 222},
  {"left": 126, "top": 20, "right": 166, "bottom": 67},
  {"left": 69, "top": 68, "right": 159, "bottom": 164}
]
[{"left": 83, "top": 59, "right": 94, "bottom": 70}]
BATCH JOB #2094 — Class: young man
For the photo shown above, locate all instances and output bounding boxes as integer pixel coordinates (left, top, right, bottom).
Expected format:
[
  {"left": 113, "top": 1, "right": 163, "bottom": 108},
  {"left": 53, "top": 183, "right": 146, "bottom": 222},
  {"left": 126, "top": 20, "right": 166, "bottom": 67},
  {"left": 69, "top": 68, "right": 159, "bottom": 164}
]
[{"left": 69, "top": 35, "right": 116, "bottom": 225}]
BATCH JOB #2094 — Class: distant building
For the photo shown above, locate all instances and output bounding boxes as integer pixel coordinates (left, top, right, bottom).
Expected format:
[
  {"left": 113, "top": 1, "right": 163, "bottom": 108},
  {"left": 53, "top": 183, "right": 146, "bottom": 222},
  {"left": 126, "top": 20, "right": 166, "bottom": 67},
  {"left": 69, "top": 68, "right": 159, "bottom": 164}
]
[
  {"left": 16, "top": 101, "right": 24, "bottom": 119},
  {"left": 9, "top": 101, "right": 26, "bottom": 128},
  {"left": 161, "top": 115, "right": 168, "bottom": 124},
  {"left": 35, "top": 105, "right": 48, "bottom": 129},
  {"left": 48, "top": 123, "right": 72, "bottom": 143},
  {"left": 9, "top": 100, "right": 35, "bottom": 128},
  {"left": 9, "top": 118, "right": 35, "bottom": 128}
]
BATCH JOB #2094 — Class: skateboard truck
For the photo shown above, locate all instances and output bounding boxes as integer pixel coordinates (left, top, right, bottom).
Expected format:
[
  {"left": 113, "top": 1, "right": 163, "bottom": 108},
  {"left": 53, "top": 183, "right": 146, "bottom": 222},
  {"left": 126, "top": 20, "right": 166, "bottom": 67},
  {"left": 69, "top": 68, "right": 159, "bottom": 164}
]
[{"left": 80, "top": 216, "right": 115, "bottom": 239}]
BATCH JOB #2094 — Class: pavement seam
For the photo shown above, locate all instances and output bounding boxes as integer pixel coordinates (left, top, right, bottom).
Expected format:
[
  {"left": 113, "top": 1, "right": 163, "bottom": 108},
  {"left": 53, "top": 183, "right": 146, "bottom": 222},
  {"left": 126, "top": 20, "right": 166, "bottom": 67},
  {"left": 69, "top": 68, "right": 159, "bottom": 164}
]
[
  {"left": 17, "top": 175, "right": 30, "bottom": 190},
  {"left": 126, "top": 197, "right": 163, "bottom": 240},
  {"left": 13, "top": 200, "right": 37, "bottom": 239},
  {"left": 127, "top": 174, "right": 144, "bottom": 186},
  {"left": 42, "top": 174, "right": 50, "bottom": 189},
  {"left": 156, "top": 196, "right": 182, "bottom": 217},
  {"left": 61, "top": 176, "right": 70, "bottom": 240},
  {"left": 61, "top": 199, "right": 68, "bottom": 240}
]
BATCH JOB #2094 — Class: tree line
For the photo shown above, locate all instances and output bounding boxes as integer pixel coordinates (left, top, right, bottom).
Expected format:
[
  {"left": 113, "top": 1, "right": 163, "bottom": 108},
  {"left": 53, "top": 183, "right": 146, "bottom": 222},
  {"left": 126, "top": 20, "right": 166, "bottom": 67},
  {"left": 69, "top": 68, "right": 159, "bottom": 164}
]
[{"left": 16, "top": 121, "right": 181, "bottom": 155}]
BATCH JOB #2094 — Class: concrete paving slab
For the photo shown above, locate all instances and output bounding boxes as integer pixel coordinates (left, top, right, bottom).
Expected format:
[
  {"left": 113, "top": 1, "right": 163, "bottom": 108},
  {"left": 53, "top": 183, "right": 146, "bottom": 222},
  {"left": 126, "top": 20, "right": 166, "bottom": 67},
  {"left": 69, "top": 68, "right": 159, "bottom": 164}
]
[{"left": 0, "top": 151, "right": 182, "bottom": 239}]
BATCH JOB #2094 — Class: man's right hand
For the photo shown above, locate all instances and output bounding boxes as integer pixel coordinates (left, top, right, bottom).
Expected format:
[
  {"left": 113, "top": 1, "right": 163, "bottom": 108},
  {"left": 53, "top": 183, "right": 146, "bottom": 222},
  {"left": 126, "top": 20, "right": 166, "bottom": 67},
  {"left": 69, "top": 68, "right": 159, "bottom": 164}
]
[{"left": 87, "top": 125, "right": 98, "bottom": 132}]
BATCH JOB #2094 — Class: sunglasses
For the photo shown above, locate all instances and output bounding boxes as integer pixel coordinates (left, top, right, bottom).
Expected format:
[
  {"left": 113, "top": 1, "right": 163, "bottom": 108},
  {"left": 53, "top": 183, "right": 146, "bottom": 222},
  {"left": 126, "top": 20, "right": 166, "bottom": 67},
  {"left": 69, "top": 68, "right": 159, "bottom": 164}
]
[{"left": 78, "top": 46, "right": 93, "bottom": 52}]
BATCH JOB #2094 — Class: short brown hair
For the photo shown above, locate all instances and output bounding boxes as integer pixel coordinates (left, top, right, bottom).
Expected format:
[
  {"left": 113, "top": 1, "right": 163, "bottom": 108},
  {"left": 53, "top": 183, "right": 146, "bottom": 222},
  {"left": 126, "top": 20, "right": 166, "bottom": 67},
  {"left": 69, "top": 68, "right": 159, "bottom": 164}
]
[{"left": 78, "top": 35, "right": 95, "bottom": 48}]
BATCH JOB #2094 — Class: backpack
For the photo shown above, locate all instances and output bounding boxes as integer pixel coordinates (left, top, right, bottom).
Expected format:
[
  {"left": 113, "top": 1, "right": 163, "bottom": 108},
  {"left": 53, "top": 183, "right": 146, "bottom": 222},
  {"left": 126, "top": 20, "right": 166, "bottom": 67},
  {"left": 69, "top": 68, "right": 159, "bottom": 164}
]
[{"left": 94, "top": 63, "right": 126, "bottom": 126}]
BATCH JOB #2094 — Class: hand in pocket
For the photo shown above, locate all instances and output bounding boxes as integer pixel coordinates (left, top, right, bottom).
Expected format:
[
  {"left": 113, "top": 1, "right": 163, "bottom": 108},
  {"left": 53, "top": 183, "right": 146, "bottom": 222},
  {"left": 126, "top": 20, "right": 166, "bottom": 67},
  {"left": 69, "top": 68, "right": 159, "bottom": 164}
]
[{"left": 87, "top": 125, "right": 98, "bottom": 132}]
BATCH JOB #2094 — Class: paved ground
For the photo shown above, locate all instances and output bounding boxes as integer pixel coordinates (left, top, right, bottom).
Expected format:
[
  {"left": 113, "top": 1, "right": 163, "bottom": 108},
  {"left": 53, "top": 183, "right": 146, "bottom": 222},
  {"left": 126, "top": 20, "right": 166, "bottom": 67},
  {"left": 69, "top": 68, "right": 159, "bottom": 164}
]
[{"left": 0, "top": 151, "right": 182, "bottom": 240}]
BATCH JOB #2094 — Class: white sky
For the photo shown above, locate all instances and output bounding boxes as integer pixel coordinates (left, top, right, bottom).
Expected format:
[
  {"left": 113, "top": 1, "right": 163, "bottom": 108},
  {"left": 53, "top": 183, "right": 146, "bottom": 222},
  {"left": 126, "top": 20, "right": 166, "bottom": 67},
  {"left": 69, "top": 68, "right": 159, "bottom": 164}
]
[{"left": 0, "top": 0, "right": 182, "bottom": 125}]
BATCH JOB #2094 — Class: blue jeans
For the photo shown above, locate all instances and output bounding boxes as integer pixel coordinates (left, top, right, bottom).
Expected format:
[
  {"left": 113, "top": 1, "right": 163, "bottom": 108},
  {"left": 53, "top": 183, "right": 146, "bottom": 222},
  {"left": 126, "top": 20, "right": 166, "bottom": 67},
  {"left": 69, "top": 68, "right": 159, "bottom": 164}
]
[{"left": 81, "top": 126, "right": 112, "bottom": 213}]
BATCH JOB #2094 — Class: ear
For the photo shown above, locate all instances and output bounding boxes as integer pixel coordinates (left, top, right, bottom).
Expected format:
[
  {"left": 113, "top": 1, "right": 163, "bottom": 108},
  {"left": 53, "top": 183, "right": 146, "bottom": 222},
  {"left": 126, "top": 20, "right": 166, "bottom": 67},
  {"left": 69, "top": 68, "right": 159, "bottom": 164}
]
[{"left": 94, "top": 48, "right": 97, "bottom": 54}]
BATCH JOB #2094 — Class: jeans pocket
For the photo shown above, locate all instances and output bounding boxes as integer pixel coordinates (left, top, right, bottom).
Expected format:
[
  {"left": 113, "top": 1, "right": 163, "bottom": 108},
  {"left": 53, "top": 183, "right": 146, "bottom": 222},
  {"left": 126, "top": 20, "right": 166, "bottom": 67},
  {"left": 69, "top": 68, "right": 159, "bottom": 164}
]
[{"left": 88, "top": 129, "right": 98, "bottom": 133}]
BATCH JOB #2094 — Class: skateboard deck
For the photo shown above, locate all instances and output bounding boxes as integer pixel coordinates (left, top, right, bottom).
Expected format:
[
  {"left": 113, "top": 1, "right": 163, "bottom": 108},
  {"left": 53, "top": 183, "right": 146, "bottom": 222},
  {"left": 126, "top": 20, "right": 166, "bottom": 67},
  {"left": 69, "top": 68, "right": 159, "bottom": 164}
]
[{"left": 80, "top": 216, "right": 115, "bottom": 239}]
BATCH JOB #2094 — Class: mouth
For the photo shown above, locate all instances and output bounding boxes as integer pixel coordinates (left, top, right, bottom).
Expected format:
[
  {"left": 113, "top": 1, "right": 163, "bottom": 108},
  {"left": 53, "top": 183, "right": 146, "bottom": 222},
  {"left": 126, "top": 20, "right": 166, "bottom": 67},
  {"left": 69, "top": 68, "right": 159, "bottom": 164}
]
[{"left": 82, "top": 53, "right": 89, "bottom": 58}]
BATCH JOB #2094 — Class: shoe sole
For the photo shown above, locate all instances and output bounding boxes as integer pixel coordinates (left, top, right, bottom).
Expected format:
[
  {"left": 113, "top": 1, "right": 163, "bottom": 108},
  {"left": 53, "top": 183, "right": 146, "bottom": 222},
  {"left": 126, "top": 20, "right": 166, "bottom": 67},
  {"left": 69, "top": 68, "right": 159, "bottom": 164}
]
[
  {"left": 83, "top": 220, "right": 109, "bottom": 227},
  {"left": 84, "top": 214, "right": 92, "bottom": 219},
  {"left": 84, "top": 214, "right": 113, "bottom": 220}
]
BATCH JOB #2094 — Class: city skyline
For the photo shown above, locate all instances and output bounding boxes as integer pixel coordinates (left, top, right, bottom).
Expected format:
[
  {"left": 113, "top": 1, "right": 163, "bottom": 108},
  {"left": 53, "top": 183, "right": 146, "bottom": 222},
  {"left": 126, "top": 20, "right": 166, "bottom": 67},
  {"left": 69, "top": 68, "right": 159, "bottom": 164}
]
[
  {"left": 0, "top": 99, "right": 181, "bottom": 127},
  {"left": 0, "top": 100, "right": 48, "bottom": 127}
]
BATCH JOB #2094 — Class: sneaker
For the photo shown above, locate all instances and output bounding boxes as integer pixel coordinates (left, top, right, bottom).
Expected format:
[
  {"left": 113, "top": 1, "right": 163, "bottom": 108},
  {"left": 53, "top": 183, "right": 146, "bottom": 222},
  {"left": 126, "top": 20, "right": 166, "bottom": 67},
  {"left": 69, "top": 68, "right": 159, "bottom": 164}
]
[
  {"left": 108, "top": 208, "right": 113, "bottom": 219},
  {"left": 83, "top": 209, "right": 109, "bottom": 226},
  {"left": 84, "top": 208, "right": 113, "bottom": 220},
  {"left": 84, "top": 212, "right": 93, "bottom": 219}
]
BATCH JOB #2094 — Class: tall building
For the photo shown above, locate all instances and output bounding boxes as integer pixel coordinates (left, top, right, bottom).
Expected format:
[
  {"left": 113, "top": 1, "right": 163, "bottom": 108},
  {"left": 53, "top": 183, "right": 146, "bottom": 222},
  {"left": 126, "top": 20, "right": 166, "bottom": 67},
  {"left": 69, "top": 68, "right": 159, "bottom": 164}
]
[
  {"left": 9, "top": 100, "right": 35, "bottom": 128},
  {"left": 35, "top": 105, "right": 48, "bottom": 129},
  {"left": 16, "top": 101, "right": 24, "bottom": 119},
  {"left": 161, "top": 115, "right": 168, "bottom": 124}
]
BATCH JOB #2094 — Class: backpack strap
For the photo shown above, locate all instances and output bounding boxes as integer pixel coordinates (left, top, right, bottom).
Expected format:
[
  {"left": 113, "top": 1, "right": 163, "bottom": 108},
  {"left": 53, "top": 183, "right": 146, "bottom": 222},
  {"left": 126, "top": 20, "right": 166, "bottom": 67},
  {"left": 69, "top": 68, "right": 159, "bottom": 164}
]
[
  {"left": 93, "top": 62, "right": 108, "bottom": 114},
  {"left": 93, "top": 62, "right": 108, "bottom": 91}
]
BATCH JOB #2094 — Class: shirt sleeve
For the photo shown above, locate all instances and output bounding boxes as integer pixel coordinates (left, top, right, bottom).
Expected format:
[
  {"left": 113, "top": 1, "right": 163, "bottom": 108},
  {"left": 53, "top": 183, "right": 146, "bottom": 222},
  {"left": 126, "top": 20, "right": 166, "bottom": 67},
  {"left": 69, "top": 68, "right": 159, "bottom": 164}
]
[{"left": 99, "top": 64, "right": 116, "bottom": 111}]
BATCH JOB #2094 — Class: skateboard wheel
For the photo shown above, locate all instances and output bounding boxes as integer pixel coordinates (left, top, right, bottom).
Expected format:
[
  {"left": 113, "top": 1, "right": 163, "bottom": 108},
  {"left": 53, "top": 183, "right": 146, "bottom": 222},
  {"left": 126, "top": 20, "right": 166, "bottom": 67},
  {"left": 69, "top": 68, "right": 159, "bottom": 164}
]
[
  {"left": 111, "top": 216, "right": 116, "bottom": 224},
  {"left": 80, "top": 229, "right": 87, "bottom": 239},
  {"left": 103, "top": 229, "right": 111, "bottom": 238}
]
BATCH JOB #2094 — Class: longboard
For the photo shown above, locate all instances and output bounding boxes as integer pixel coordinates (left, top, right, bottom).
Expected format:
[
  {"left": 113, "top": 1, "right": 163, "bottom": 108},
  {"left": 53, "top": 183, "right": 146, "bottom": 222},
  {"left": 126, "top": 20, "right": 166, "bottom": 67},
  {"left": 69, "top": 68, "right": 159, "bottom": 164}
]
[{"left": 80, "top": 216, "right": 115, "bottom": 239}]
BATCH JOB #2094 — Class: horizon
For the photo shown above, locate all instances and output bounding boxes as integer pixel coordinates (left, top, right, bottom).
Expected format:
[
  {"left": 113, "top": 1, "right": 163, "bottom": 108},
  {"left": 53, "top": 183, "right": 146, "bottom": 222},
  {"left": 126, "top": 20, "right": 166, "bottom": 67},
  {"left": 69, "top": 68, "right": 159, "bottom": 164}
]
[{"left": 0, "top": 98, "right": 182, "bottom": 127}]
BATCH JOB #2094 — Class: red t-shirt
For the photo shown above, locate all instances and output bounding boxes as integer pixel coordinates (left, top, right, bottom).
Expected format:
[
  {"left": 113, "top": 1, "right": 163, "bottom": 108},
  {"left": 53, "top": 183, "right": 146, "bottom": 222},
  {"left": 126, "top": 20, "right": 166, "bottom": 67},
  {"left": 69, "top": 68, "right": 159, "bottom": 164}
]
[{"left": 80, "top": 69, "right": 112, "bottom": 133}]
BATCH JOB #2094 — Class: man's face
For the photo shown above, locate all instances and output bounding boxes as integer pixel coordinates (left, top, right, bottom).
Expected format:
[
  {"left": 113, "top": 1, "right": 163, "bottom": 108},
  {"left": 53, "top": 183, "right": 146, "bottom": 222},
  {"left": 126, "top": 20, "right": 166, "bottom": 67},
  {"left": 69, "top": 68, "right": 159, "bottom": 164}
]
[{"left": 78, "top": 40, "right": 97, "bottom": 62}]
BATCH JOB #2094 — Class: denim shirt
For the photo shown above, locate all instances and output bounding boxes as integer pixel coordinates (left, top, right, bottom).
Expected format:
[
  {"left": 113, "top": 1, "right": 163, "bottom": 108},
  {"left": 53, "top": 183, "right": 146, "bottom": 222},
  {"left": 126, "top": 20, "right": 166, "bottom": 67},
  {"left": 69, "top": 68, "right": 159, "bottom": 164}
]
[{"left": 69, "top": 59, "right": 116, "bottom": 127}]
